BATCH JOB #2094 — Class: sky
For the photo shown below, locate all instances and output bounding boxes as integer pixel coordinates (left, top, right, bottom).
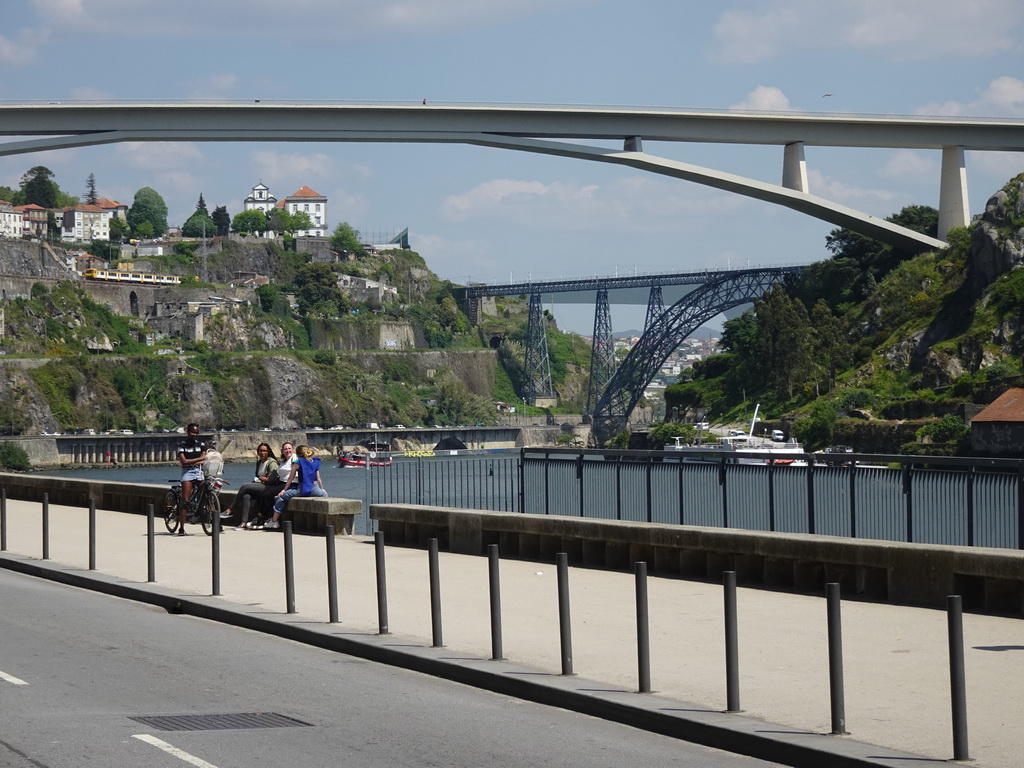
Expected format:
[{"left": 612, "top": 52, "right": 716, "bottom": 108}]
[{"left": 2, "top": 0, "right": 1024, "bottom": 334}]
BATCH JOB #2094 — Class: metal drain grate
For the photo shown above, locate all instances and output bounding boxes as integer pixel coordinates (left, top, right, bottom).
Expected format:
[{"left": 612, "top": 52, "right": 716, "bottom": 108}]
[{"left": 129, "top": 712, "right": 313, "bottom": 731}]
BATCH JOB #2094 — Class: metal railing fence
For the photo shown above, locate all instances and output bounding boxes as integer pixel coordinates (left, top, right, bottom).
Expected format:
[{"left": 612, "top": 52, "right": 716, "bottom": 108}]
[
  {"left": 520, "top": 448, "right": 1024, "bottom": 550},
  {"left": 361, "top": 447, "right": 1024, "bottom": 549}
]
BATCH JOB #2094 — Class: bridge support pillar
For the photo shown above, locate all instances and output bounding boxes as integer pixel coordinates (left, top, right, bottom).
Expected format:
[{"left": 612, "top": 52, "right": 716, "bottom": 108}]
[
  {"left": 523, "top": 293, "right": 555, "bottom": 404},
  {"left": 644, "top": 285, "right": 664, "bottom": 330},
  {"left": 783, "top": 142, "right": 808, "bottom": 193},
  {"left": 939, "top": 145, "right": 970, "bottom": 241},
  {"left": 586, "top": 289, "right": 616, "bottom": 415}
]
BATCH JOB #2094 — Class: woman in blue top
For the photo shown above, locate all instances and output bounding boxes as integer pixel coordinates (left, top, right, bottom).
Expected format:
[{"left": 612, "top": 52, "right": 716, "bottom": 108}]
[{"left": 265, "top": 444, "right": 327, "bottom": 530}]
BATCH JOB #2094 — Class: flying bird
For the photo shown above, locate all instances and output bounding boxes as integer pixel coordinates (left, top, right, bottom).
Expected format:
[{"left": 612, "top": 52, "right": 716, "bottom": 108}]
[{"left": 822, "top": 93, "right": 832, "bottom": 97}]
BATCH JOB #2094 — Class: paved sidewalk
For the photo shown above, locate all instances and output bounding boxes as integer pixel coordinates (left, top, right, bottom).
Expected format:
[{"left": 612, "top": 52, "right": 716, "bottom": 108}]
[{"left": 2, "top": 499, "right": 1021, "bottom": 767}]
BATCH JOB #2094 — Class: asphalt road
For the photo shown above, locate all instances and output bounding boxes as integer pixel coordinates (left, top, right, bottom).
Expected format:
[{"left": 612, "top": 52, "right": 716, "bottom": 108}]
[{"left": 0, "top": 570, "right": 784, "bottom": 768}]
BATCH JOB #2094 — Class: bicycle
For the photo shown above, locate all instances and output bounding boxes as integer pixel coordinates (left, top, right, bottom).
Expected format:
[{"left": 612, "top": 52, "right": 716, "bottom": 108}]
[{"left": 163, "top": 476, "right": 229, "bottom": 536}]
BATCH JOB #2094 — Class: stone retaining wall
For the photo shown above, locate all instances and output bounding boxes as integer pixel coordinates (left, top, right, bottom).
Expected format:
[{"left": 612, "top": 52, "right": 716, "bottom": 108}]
[{"left": 370, "top": 503, "right": 1024, "bottom": 616}]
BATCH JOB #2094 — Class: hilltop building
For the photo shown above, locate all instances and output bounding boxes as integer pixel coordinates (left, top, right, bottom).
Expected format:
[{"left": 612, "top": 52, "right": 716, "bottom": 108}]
[
  {"left": 243, "top": 182, "right": 277, "bottom": 215},
  {"left": 278, "top": 185, "right": 328, "bottom": 238}
]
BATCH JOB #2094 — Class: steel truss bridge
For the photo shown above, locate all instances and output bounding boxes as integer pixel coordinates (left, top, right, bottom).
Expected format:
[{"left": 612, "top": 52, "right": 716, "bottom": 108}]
[{"left": 459, "top": 265, "right": 802, "bottom": 442}]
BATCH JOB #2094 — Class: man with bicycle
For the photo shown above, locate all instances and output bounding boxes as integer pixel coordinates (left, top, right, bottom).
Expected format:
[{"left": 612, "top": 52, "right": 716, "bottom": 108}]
[{"left": 176, "top": 423, "right": 207, "bottom": 536}]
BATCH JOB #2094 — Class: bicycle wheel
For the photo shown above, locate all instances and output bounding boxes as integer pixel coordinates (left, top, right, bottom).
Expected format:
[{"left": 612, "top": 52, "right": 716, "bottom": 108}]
[
  {"left": 163, "top": 489, "right": 181, "bottom": 534},
  {"left": 200, "top": 492, "right": 219, "bottom": 536}
]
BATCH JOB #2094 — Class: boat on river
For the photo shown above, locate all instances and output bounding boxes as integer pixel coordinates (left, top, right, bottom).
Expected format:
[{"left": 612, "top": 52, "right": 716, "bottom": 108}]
[
  {"left": 337, "top": 450, "right": 392, "bottom": 468},
  {"left": 664, "top": 435, "right": 808, "bottom": 465}
]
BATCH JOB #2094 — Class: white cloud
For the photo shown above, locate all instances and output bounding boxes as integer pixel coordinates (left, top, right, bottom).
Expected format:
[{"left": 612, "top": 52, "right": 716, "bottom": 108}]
[
  {"left": 878, "top": 150, "right": 937, "bottom": 181},
  {"left": 806, "top": 168, "right": 896, "bottom": 211},
  {"left": 114, "top": 142, "right": 204, "bottom": 172},
  {"left": 248, "top": 150, "right": 337, "bottom": 185},
  {"left": 711, "top": 0, "right": 1024, "bottom": 64},
  {"left": 0, "top": 27, "right": 50, "bottom": 67},
  {"left": 730, "top": 86, "right": 793, "bottom": 112},
  {"left": 440, "top": 175, "right": 746, "bottom": 235},
  {"left": 917, "top": 76, "right": 1024, "bottom": 117}
]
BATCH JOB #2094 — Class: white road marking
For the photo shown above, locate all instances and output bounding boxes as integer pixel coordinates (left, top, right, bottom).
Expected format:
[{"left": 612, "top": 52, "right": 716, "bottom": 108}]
[
  {"left": 0, "top": 670, "right": 28, "bottom": 685},
  {"left": 132, "top": 734, "right": 220, "bottom": 768}
]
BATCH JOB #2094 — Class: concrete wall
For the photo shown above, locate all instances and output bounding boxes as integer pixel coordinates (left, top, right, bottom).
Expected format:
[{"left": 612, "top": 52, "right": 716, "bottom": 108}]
[{"left": 371, "top": 503, "right": 1024, "bottom": 616}]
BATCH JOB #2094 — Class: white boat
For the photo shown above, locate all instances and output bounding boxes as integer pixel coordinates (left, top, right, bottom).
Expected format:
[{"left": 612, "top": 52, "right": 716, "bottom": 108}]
[
  {"left": 664, "top": 435, "right": 807, "bottom": 465},
  {"left": 663, "top": 404, "right": 807, "bottom": 465}
]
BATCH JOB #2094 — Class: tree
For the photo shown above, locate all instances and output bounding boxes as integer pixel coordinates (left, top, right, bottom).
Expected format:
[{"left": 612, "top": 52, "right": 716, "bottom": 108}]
[
  {"left": 268, "top": 208, "right": 313, "bottom": 237},
  {"left": 211, "top": 206, "right": 231, "bottom": 236},
  {"left": 0, "top": 442, "right": 30, "bottom": 470},
  {"left": 182, "top": 209, "right": 217, "bottom": 238},
  {"left": 126, "top": 187, "right": 169, "bottom": 237},
  {"left": 330, "top": 222, "right": 363, "bottom": 255},
  {"left": 231, "top": 209, "right": 267, "bottom": 235},
  {"left": 84, "top": 173, "right": 98, "bottom": 205},
  {"left": 195, "top": 193, "right": 208, "bottom": 213},
  {"left": 753, "top": 284, "right": 813, "bottom": 400},
  {"left": 293, "top": 262, "right": 345, "bottom": 315},
  {"left": 825, "top": 204, "right": 939, "bottom": 282},
  {"left": 21, "top": 166, "right": 58, "bottom": 208},
  {"left": 809, "top": 300, "right": 847, "bottom": 395},
  {"left": 108, "top": 216, "right": 130, "bottom": 243}
]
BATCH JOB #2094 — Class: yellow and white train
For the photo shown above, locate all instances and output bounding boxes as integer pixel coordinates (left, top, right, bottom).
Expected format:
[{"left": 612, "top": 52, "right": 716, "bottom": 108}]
[{"left": 83, "top": 268, "right": 181, "bottom": 285}]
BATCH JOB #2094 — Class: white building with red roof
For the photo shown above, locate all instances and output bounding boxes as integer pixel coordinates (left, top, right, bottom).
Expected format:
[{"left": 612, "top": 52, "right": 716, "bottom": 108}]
[{"left": 278, "top": 185, "right": 328, "bottom": 238}]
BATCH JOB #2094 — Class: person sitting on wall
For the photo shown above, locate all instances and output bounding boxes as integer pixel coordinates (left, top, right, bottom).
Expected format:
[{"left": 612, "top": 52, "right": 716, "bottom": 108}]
[
  {"left": 264, "top": 444, "right": 327, "bottom": 530},
  {"left": 249, "top": 441, "right": 296, "bottom": 529},
  {"left": 221, "top": 442, "right": 277, "bottom": 529}
]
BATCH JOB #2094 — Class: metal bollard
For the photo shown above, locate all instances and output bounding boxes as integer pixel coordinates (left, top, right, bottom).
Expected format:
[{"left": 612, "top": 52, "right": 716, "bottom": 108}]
[
  {"left": 326, "top": 525, "right": 339, "bottom": 623},
  {"left": 283, "top": 521, "right": 295, "bottom": 614},
  {"left": 428, "top": 537, "right": 443, "bottom": 647},
  {"left": 556, "top": 552, "right": 574, "bottom": 676},
  {"left": 488, "top": 544, "right": 504, "bottom": 660},
  {"left": 147, "top": 504, "right": 155, "bottom": 583},
  {"left": 826, "top": 583, "right": 848, "bottom": 734},
  {"left": 88, "top": 500, "right": 96, "bottom": 570},
  {"left": 1, "top": 488, "right": 7, "bottom": 551},
  {"left": 374, "top": 531, "right": 389, "bottom": 634},
  {"left": 211, "top": 501, "right": 221, "bottom": 596},
  {"left": 947, "top": 595, "right": 970, "bottom": 761},
  {"left": 723, "top": 570, "right": 741, "bottom": 712},
  {"left": 42, "top": 493, "right": 49, "bottom": 560},
  {"left": 635, "top": 561, "right": 651, "bottom": 693}
]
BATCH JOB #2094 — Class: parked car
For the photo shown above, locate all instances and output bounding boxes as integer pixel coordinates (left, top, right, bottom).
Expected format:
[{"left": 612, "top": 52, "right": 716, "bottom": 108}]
[{"left": 771, "top": 429, "right": 786, "bottom": 442}]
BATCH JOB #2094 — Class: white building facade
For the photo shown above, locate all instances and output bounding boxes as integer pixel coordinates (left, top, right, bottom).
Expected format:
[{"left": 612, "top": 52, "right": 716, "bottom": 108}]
[
  {"left": 0, "top": 200, "right": 20, "bottom": 238},
  {"left": 243, "top": 182, "right": 277, "bottom": 214},
  {"left": 280, "top": 185, "right": 328, "bottom": 238}
]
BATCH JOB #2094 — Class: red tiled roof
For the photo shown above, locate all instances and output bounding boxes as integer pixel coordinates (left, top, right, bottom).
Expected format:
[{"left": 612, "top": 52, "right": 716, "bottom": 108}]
[
  {"left": 971, "top": 388, "right": 1024, "bottom": 422},
  {"left": 288, "top": 186, "right": 322, "bottom": 198},
  {"left": 64, "top": 204, "right": 106, "bottom": 212}
]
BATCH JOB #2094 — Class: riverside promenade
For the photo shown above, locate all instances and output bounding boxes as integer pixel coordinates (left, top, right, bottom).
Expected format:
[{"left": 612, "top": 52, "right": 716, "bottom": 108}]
[{"left": 1, "top": 498, "right": 1021, "bottom": 767}]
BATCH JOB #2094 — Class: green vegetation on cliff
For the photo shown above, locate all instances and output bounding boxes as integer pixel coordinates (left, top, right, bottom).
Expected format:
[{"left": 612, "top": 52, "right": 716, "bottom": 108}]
[{"left": 664, "top": 175, "right": 1024, "bottom": 454}]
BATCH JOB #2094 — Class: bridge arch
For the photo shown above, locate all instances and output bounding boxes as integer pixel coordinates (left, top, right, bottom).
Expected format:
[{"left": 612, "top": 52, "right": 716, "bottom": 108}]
[{"left": 592, "top": 267, "right": 801, "bottom": 444}]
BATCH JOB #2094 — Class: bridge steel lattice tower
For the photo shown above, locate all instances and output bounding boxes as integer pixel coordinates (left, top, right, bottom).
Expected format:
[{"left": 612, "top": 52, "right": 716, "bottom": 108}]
[
  {"left": 644, "top": 284, "right": 665, "bottom": 330},
  {"left": 586, "top": 288, "right": 616, "bottom": 415},
  {"left": 523, "top": 293, "right": 555, "bottom": 404},
  {"left": 592, "top": 267, "right": 802, "bottom": 444}
]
